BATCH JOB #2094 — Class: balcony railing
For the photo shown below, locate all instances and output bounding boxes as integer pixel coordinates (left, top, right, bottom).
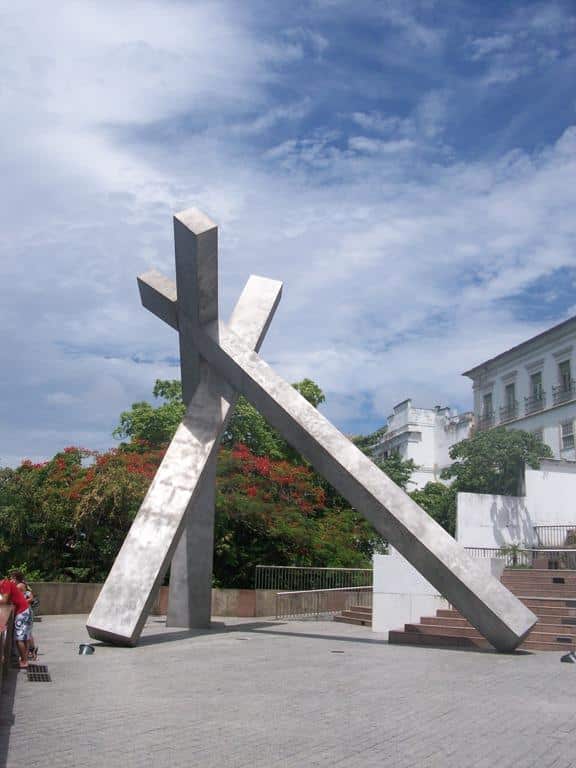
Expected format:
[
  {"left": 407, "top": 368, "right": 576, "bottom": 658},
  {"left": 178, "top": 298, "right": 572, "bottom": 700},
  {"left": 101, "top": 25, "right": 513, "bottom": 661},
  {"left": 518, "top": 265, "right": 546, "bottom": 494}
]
[
  {"left": 533, "top": 524, "right": 576, "bottom": 548},
  {"left": 553, "top": 379, "right": 576, "bottom": 406},
  {"left": 524, "top": 392, "right": 546, "bottom": 415},
  {"left": 499, "top": 402, "right": 518, "bottom": 423},
  {"left": 465, "top": 546, "right": 576, "bottom": 569},
  {"left": 476, "top": 412, "right": 495, "bottom": 431}
]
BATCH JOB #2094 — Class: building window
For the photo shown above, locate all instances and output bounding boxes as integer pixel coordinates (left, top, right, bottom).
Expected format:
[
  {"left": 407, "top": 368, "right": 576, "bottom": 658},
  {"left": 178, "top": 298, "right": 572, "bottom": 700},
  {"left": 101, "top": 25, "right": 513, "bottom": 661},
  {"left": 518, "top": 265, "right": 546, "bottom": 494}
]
[
  {"left": 525, "top": 371, "right": 546, "bottom": 414},
  {"left": 559, "top": 360, "right": 572, "bottom": 390},
  {"left": 505, "top": 383, "right": 515, "bottom": 407},
  {"left": 531, "top": 372, "right": 543, "bottom": 398},
  {"left": 553, "top": 361, "right": 575, "bottom": 405},
  {"left": 531, "top": 428, "right": 544, "bottom": 443},
  {"left": 478, "top": 393, "right": 494, "bottom": 430},
  {"left": 561, "top": 421, "right": 574, "bottom": 450},
  {"left": 500, "top": 383, "right": 517, "bottom": 422}
]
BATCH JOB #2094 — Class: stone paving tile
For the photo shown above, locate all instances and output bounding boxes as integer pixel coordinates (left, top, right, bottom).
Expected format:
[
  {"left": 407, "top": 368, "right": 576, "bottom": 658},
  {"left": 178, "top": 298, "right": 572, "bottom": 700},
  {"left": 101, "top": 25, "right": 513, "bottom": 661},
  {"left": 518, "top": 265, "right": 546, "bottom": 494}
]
[{"left": 1, "top": 615, "right": 576, "bottom": 767}]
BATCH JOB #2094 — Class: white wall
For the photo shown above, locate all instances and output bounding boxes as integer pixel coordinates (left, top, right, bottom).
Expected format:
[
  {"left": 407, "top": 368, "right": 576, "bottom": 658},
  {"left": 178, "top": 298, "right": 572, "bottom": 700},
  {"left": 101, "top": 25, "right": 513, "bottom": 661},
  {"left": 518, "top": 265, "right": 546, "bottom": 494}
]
[
  {"left": 376, "top": 399, "right": 472, "bottom": 490},
  {"left": 372, "top": 550, "right": 506, "bottom": 635},
  {"left": 525, "top": 461, "right": 576, "bottom": 524},
  {"left": 456, "top": 459, "right": 576, "bottom": 548},
  {"left": 456, "top": 492, "right": 533, "bottom": 548},
  {"left": 372, "top": 550, "right": 448, "bottom": 636}
]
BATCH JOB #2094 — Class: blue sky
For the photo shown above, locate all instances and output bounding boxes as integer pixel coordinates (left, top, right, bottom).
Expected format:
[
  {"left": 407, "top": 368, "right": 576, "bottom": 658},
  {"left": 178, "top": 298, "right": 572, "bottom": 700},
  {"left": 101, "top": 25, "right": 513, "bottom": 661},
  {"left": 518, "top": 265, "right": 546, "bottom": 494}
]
[{"left": 1, "top": 0, "right": 575, "bottom": 465}]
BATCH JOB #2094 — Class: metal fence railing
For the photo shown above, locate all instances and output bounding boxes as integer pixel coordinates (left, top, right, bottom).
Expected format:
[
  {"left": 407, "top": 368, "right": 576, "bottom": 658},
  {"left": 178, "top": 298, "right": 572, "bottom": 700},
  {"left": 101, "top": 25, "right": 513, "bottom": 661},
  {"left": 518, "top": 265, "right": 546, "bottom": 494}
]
[
  {"left": 275, "top": 586, "right": 372, "bottom": 620},
  {"left": 255, "top": 565, "right": 372, "bottom": 592},
  {"left": 465, "top": 547, "right": 576, "bottom": 570},
  {"left": 533, "top": 525, "right": 576, "bottom": 548}
]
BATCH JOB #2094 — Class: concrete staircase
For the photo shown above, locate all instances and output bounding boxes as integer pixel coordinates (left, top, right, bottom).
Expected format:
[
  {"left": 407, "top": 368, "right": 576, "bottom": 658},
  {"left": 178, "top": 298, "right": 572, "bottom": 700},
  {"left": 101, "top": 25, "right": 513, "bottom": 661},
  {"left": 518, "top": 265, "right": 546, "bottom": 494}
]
[
  {"left": 335, "top": 569, "right": 576, "bottom": 651},
  {"left": 333, "top": 605, "right": 372, "bottom": 626},
  {"left": 389, "top": 569, "right": 576, "bottom": 651}
]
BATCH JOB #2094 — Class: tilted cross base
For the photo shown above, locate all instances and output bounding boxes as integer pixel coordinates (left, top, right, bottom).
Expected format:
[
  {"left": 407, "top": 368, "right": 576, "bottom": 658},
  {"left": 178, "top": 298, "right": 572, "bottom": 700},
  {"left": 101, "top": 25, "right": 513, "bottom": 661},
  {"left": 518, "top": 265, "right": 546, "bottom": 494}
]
[{"left": 87, "top": 207, "right": 537, "bottom": 652}]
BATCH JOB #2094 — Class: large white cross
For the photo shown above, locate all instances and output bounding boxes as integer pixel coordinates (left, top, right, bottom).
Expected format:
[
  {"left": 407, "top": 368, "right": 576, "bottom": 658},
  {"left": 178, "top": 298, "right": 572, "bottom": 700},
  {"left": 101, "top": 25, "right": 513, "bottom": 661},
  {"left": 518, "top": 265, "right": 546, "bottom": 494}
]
[{"left": 87, "top": 208, "right": 536, "bottom": 652}]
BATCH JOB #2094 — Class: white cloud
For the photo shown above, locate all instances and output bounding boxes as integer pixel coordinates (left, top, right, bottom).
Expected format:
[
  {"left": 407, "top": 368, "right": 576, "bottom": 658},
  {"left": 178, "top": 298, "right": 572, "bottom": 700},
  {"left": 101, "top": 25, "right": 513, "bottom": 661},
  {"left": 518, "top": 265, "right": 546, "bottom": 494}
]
[
  {"left": 469, "top": 34, "right": 515, "bottom": 60},
  {"left": 1, "top": 1, "right": 575, "bottom": 466},
  {"left": 348, "top": 137, "right": 416, "bottom": 154}
]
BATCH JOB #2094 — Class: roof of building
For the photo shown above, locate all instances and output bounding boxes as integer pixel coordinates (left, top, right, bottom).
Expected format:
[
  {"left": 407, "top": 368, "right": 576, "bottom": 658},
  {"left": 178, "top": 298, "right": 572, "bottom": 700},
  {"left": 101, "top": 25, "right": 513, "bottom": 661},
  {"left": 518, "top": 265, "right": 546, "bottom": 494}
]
[{"left": 462, "top": 313, "right": 576, "bottom": 379}]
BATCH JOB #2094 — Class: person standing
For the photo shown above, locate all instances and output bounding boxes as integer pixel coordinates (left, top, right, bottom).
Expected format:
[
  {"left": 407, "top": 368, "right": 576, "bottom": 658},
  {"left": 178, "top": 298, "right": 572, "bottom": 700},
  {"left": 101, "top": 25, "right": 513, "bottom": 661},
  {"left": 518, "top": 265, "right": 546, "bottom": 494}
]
[
  {"left": 10, "top": 572, "right": 38, "bottom": 661},
  {"left": 0, "top": 574, "right": 33, "bottom": 669}
]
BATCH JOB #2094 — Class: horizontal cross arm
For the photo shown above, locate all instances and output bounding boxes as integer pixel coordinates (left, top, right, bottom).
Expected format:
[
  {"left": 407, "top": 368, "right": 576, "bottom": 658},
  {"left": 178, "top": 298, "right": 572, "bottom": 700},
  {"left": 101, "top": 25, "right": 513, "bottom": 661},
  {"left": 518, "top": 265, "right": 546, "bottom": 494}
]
[{"left": 138, "top": 269, "right": 178, "bottom": 330}]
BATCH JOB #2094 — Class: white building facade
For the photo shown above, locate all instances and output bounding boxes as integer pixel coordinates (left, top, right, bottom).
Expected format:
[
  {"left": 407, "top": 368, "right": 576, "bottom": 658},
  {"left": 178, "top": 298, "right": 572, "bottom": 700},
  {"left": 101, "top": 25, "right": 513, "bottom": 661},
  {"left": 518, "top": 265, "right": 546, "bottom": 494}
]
[
  {"left": 464, "top": 315, "right": 576, "bottom": 460},
  {"left": 374, "top": 399, "right": 473, "bottom": 489}
]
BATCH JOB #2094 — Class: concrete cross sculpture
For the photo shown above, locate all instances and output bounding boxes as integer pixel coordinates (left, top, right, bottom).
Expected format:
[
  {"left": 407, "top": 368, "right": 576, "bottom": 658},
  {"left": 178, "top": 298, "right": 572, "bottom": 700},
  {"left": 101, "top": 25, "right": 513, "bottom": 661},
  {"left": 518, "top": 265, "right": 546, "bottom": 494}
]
[{"left": 87, "top": 208, "right": 537, "bottom": 652}]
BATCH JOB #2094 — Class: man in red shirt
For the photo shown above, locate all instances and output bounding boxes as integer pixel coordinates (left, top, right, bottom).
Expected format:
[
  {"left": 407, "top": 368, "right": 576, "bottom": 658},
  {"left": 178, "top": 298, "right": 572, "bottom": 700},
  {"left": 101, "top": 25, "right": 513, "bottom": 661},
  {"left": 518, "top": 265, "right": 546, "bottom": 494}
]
[{"left": 0, "top": 576, "right": 32, "bottom": 668}]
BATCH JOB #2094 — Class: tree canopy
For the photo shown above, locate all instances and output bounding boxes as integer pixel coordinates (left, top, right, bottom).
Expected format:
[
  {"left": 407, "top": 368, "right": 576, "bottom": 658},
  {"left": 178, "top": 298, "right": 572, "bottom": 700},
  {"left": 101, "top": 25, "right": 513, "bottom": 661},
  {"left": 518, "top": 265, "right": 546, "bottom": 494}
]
[
  {"left": 1, "top": 377, "right": 394, "bottom": 585},
  {"left": 441, "top": 426, "right": 552, "bottom": 496},
  {"left": 113, "top": 380, "right": 185, "bottom": 447},
  {"left": 7, "top": 376, "right": 552, "bottom": 586}
]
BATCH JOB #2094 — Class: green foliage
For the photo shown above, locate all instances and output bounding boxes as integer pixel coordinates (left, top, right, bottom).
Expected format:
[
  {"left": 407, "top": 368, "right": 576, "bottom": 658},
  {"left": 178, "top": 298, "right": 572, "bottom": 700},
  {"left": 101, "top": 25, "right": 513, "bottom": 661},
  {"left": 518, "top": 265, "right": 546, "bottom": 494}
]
[
  {"left": 213, "top": 444, "right": 380, "bottom": 587},
  {"left": 112, "top": 379, "right": 185, "bottom": 447},
  {"left": 442, "top": 427, "right": 552, "bottom": 496},
  {"left": 222, "top": 378, "right": 326, "bottom": 462},
  {"left": 4, "top": 563, "right": 43, "bottom": 583},
  {"left": 2, "top": 376, "right": 423, "bottom": 586},
  {"left": 352, "top": 425, "right": 388, "bottom": 457},
  {"left": 222, "top": 397, "right": 288, "bottom": 459},
  {"left": 0, "top": 446, "right": 163, "bottom": 582},
  {"left": 292, "top": 378, "right": 325, "bottom": 408},
  {"left": 410, "top": 482, "right": 457, "bottom": 536},
  {"left": 352, "top": 426, "right": 416, "bottom": 491},
  {"left": 377, "top": 453, "right": 417, "bottom": 491}
]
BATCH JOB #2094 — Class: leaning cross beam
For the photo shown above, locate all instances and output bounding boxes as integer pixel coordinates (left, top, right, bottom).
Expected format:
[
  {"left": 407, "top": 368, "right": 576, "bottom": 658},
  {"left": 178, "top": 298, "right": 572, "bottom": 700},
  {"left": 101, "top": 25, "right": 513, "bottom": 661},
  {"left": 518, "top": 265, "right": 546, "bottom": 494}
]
[{"left": 88, "top": 207, "right": 537, "bottom": 652}]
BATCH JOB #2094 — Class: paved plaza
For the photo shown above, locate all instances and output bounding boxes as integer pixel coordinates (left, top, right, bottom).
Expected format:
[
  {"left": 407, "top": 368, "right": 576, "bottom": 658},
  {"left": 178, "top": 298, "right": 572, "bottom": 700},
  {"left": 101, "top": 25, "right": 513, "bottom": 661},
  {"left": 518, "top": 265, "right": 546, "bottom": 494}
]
[{"left": 2, "top": 615, "right": 576, "bottom": 768}]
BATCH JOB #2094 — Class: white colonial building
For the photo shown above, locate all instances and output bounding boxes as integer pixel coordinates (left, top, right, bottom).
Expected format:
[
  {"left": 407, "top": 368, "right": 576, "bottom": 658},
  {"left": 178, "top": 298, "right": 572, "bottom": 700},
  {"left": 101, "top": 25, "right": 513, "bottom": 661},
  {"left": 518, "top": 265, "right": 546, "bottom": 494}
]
[
  {"left": 464, "top": 314, "right": 576, "bottom": 460},
  {"left": 374, "top": 399, "right": 473, "bottom": 489}
]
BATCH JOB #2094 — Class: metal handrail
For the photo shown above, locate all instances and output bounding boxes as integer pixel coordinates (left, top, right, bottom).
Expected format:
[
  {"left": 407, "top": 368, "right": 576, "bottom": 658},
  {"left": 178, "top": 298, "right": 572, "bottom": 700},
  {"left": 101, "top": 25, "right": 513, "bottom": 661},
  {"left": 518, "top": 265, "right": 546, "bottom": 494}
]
[
  {"left": 533, "top": 524, "right": 576, "bottom": 548},
  {"left": 477, "top": 413, "right": 495, "bottom": 431},
  {"left": 499, "top": 402, "right": 518, "bottom": 423},
  {"left": 275, "top": 585, "right": 372, "bottom": 620},
  {"left": 465, "top": 546, "right": 576, "bottom": 569},
  {"left": 553, "top": 379, "right": 576, "bottom": 405},
  {"left": 524, "top": 392, "right": 546, "bottom": 414},
  {"left": 255, "top": 565, "right": 372, "bottom": 591}
]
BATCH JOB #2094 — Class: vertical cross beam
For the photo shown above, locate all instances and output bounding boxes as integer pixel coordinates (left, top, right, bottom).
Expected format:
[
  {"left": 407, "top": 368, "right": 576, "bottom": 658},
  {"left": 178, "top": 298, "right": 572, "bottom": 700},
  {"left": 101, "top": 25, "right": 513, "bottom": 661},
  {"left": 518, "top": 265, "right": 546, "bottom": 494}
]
[
  {"left": 174, "top": 209, "right": 218, "bottom": 405},
  {"left": 168, "top": 210, "right": 218, "bottom": 628}
]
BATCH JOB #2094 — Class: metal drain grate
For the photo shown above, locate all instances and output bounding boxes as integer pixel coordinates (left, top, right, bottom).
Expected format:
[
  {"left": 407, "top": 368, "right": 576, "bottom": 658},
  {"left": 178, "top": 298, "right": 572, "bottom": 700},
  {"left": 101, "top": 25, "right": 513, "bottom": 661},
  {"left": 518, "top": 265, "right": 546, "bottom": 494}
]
[{"left": 27, "top": 664, "right": 52, "bottom": 682}]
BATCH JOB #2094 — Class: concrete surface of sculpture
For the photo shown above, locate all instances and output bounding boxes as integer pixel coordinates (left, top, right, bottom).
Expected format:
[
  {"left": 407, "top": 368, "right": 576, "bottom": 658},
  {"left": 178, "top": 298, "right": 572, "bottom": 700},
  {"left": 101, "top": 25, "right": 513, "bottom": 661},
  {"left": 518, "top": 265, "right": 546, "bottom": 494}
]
[{"left": 87, "top": 208, "right": 537, "bottom": 651}]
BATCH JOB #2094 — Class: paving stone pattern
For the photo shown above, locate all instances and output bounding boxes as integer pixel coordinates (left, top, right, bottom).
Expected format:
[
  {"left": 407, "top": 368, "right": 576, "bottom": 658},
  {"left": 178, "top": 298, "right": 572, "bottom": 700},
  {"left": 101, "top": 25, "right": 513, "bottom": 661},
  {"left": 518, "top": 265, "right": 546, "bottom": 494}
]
[{"left": 2, "top": 615, "right": 576, "bottom": 768}]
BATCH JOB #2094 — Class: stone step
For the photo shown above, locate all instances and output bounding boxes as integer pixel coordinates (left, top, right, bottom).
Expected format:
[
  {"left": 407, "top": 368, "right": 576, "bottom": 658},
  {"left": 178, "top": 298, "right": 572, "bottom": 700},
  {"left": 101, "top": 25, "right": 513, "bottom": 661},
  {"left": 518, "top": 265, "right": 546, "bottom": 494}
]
[
  {"left": 388, "top": 630, "right": 575, "bottom": 653},
  {"left": 438, "top": 605, "right": 576, "bottom": 623},
  {"left": 347, "top": 605, "right": 372, "bottom": 614},
  {"left": 505, "top": 568, "right": 576, "bottom": 575},
  {"left": 519, "top": 596, "right": 576, "bottom": 609},
  {"left": 422, "top": 615, "right": 576, "bottom": 635},
  {"left": 388, "top": 630, "right": 489, "bottom": 650},
  {"left": 503, "top": 578, "right": 576, "bottom": 588},
  {"left": 403, "top": 622, "right": 576, "bottom": 645},
  {"left": 503, "top": 575, "right": 576, "bottom": 585},
  {"left": 333, "top": 612, "right": 371, "bottom": 626},
  {"left": 511, "top": 589, "right": 576, "bottom": 599}
]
